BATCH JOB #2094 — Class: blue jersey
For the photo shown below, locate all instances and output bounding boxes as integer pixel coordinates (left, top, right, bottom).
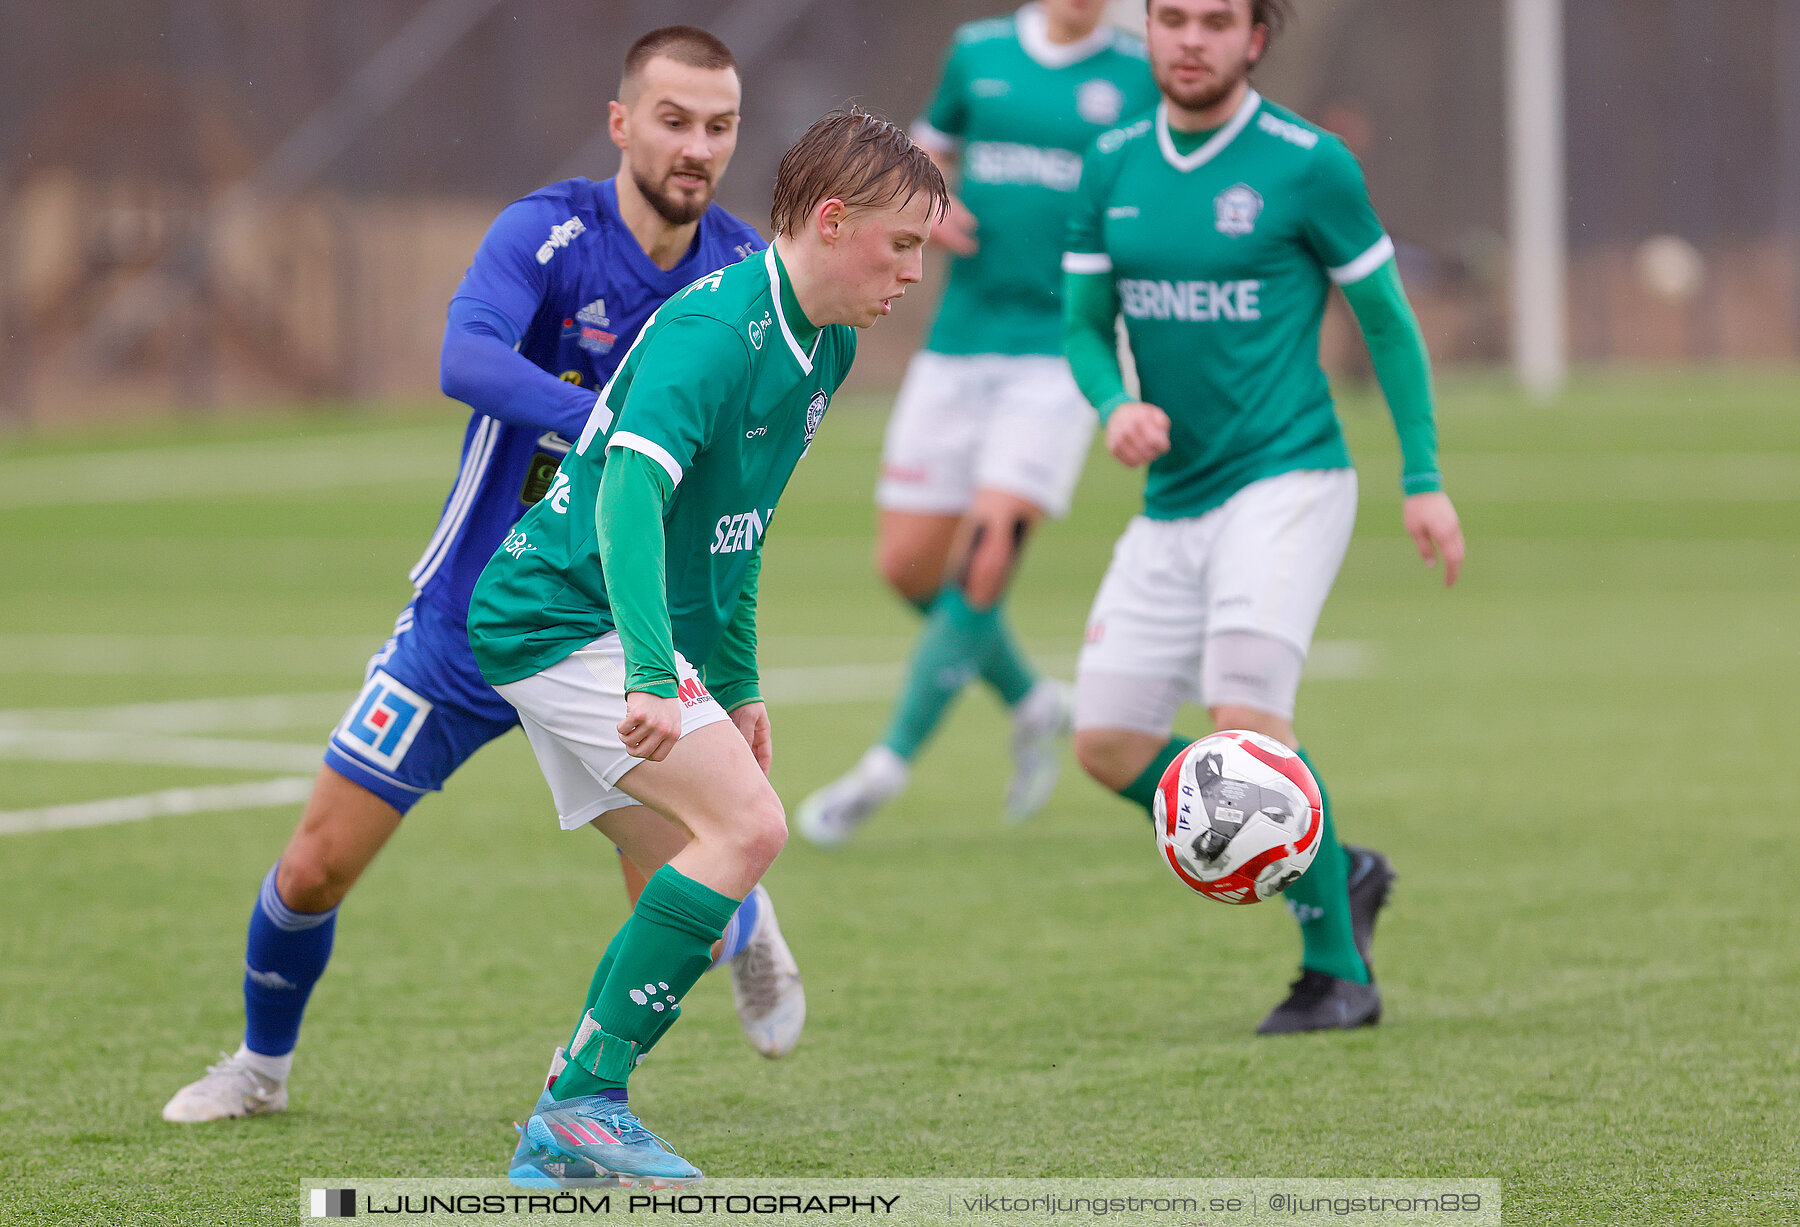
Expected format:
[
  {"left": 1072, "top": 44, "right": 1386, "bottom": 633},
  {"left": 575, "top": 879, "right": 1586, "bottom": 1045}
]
[{"left": 412, "top": 176, "right": 764, "bottom": 617}]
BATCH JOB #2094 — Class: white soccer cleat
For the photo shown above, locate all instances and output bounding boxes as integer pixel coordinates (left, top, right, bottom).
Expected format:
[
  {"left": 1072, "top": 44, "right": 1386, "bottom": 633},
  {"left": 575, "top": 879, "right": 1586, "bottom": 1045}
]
[
  {"left": 1004, "top": 679, "right": 1072, "bottom": 823},
  {"left": 729, "top": 886, "right": 805, "bottom": 1058},
  {"left": 794, "top": 746, "right": 909, "bottom": 848},
  {"left": 161, "top": 1046, "right": 288, "bottom": 1122}
]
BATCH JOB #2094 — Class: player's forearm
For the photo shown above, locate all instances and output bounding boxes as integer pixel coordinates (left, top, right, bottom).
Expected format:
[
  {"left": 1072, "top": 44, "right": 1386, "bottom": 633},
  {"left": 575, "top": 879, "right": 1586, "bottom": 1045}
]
[
  {"left": 702, "top": 550, "right": 762, "bottom": 712},
  {"left": 1340, "top": 261, "right": 1442, "bottom": 494},
  {"left": 1062, "top": 270, "right": 1133, "bottom": 420},
  {"left": 596, "top": 450, "right": 680, "bottom": 699},
  {"left": 440, "top": 299, "right": 596, "bottom": 439}
]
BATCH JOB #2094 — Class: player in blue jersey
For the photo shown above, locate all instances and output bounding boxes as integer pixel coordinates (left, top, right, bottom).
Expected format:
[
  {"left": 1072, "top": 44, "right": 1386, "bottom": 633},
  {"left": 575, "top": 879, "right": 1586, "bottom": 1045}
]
[{"left": 163, "top": 27, "right": 805, "bottom": 1129}]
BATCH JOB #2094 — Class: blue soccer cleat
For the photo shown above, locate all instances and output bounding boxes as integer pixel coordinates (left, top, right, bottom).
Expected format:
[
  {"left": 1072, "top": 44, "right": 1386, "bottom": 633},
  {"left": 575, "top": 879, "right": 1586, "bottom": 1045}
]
[
  {"left": 508, "top": 1090, "right": 619, "bottom": 1188},
  {"left": 520, "top": 1093, "right": 701, "bottom": 1188}
]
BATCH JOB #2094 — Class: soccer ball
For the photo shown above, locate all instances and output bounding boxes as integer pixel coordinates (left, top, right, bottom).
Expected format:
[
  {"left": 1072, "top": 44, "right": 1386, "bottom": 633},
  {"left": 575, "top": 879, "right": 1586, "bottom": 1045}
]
[{"left": 1152, "top": 730, "right": 1323, "bottom": 905}]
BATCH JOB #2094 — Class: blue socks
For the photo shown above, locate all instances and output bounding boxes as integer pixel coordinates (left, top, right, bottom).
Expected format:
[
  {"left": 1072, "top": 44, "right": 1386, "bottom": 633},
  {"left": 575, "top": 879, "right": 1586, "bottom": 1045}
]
[{"left": 242, "top": 864, "right": 337, "bottom": 1058}]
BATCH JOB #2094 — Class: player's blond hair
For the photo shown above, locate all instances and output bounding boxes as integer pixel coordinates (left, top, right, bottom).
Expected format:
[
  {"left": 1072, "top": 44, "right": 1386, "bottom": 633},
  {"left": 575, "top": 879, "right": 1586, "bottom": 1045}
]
[{"left": 769, "top": 107, "right": 949, "bottom": 239}]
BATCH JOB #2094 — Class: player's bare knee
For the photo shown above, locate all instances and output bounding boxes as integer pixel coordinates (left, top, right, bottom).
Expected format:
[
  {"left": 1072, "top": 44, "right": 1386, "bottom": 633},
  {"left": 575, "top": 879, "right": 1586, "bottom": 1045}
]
[
  {"left": 959, "top": 548, "right": 1009, "bottom": 610},
  {"left": 730, "top": 789, "right": 788, "bottom": 876},
  {"left": 877, "top": 541, "right": 937, "bottom": 604},
  {"left": 954, "top": 514, "right": 1028, "bottom": 611},
  {"left": 274, "top": 849, "right": 342, "bottom": 913},
  {"left": 1074, "top": 728, "right": 1142, "bottom": 792}
]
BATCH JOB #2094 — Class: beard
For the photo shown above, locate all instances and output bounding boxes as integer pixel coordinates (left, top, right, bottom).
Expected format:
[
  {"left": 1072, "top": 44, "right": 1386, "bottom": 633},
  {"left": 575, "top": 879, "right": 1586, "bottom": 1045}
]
[
  {"left": 632, "top": 161, "right": 713, "bottom": 226},
  {"left": 1156, "top": 58, "right": 1252, "bottom": 115}
]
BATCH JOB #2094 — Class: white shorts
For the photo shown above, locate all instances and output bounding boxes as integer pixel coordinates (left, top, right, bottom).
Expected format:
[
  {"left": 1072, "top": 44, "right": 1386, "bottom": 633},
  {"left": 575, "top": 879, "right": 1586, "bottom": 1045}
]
[
  {"left": 493, "top": 632, "right": 732, "bottom": 830},
  {"left": 1075, "top": 468, "right": 1358, "bottom": 733},
  {"left": 876, "top": 351, "right": 1097, "bottom": 520}
]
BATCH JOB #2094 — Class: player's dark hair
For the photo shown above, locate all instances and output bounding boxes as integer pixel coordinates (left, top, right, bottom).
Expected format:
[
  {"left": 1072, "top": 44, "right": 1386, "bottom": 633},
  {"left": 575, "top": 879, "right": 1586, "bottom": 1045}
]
[
  {"left": 1252, "top": 0, "right": 1292, "bottom": 43},
  {"left": 1146, "top": 0, "right": 1292, "bottom": 48},
  {"left": 620, "top": 25, "right": 738, "bottom": 96},
  {"left": 769, "top": 107, "right": 949, "bottom": 238}
]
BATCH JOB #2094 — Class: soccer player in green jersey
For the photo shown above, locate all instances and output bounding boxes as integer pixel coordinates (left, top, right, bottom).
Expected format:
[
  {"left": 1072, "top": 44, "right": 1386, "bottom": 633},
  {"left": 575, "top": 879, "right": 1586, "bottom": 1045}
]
[
  {"left": 466, "top": 109, "right": 946, "bottom": 1185},
  {"left": 798, "top": 1, "right": 1159, "bottom": 845},
  {"left": 1063, "top": 0, "right": 1466, "bottom": 1034}
]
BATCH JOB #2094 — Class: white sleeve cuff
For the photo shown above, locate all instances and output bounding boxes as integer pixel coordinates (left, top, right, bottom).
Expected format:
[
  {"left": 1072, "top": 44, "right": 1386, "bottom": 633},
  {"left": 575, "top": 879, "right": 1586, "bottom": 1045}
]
[
  {"left": 607, "top": 432, "right": 683, "bottom": 487},
  {"left": 1062, "top": 251, "right": 1113, "bottom": 275},
  {"left": 1328, "top": 234, "right": 1395, "bottom": 285}
]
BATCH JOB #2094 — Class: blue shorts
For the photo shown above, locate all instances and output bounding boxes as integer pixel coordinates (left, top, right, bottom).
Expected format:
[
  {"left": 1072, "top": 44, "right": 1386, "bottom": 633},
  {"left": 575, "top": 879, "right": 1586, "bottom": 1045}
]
[{"left": 323, "top": 597, "right": 520, "bottom": 814}]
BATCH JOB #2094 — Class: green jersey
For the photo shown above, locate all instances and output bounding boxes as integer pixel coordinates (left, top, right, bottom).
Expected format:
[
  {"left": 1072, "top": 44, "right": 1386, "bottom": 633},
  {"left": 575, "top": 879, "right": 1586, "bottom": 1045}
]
[
  {"left": 917, "top": 4, "right": 1156, "bottom": 356},
  {"left": 1065, "top": 92, "right": 1398, "bottom": 519},
  {"left": 468, "top": 246, "right": 855, "bottom": 686}
]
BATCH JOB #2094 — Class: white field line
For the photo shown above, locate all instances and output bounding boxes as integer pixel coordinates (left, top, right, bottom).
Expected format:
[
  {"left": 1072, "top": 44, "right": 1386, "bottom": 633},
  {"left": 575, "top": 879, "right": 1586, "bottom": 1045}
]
[
  {"left": 0, "top": 777, "right": 316, "bottom": 836},
  {"left": 1450, "top": 451, "right": 1800, "bottom": 502},
  {"left": 0, "top": 691, "right": 350, "bottom": 733},
  {"left": 0, "top": 635, "right": 375, "bottom": 676},
  {"left": 0, "top": 643, "right": 1378, "bottom": 734},
  {"left": 0, "top": 730, "right": 322, "bottom": 772},
  {"left": 0, "top": 642, "right": 1376, "bottom": 834},
  {"left": 0, "top": 428, "right": 452, "bottom": 509}
]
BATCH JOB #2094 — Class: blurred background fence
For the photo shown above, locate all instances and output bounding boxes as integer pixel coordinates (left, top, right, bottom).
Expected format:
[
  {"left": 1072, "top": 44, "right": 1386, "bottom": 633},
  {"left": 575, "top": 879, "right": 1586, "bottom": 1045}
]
[{"left": 2, "top": 0, "right": 1798, "bottom": 421}]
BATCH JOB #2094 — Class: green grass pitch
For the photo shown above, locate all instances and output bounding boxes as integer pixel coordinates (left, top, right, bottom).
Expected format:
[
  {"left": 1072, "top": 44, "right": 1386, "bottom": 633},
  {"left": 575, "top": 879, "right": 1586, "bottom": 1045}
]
[{"left": 0, "top": 372, "right": 1795, "bottom": 1224}]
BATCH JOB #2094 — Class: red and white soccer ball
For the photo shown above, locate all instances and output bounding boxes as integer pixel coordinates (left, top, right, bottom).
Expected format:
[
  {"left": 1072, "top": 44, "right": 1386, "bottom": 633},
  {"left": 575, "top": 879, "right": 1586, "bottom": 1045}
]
[{"left": 1152, "top": 730, "right": 1323, "bottom": 905}]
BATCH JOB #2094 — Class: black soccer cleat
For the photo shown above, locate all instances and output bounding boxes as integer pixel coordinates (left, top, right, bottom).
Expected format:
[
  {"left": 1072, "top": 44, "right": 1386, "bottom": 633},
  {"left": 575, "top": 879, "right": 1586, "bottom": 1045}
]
[
  {"left": 1342, "top": 844, "right": 1396, "bottom": 977},
  {"left": 1255, "top": 969, "right": 1382, "bottom": 1035}
]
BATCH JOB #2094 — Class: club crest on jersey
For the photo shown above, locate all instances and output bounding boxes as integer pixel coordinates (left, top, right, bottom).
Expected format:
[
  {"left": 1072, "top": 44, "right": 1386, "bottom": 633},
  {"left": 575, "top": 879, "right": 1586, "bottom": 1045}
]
[
  {"left": 336, "top": 670, "right": 432, "bottom": 772},
  {"left": 1214, "top": 184, "right": 1263, "bottom": 237},
  {"left": 1077, "top": 78, "right": 1125, "bottom": 126},
  {"left": 802, "top": 390, "right": 827, "bottom": 454}
]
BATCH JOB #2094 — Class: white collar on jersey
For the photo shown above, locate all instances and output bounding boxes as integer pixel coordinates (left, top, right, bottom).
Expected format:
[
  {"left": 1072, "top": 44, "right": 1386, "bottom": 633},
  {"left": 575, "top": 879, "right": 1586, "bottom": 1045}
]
[
  {"left": 764, "top": 246, "right": 821, "bottom": 374},
  {"left": 1016, "top": 3, "right": 1117, "bottom": 70},
  {"left": 1155, "top": 88, "right": 1263, "bottom": 173}
]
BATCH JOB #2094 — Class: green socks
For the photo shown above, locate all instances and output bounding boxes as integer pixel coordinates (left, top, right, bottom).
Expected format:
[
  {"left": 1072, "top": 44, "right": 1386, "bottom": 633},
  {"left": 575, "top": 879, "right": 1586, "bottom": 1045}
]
[
  {"left": 551, "top": 865, "right": 740, "bottom": 1099},
  {"left": 882, "top": 587, "right": 1036, "bottom": 760},
  {"left": 1113, "top": 739, "right": 1369, "bottom": 985},
  {"left": 1283, "top": 749, "right": 1368, "bottom": 984},
  {"left": 1118, "top": 737, "right": 1188, "bottom": 815}
]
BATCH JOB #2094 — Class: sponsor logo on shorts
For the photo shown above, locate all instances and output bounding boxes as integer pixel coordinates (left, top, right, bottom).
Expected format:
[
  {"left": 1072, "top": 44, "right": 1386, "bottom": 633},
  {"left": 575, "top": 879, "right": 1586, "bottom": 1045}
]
[
  {"left": 676, "top": 678, "right": 712, "bottom": 708},
  {"left": 1085, "top": 622, "right": 1106, "bottom": 644},
  {"left": 336, "top": 670, "right": 432, "bottom": 772}
]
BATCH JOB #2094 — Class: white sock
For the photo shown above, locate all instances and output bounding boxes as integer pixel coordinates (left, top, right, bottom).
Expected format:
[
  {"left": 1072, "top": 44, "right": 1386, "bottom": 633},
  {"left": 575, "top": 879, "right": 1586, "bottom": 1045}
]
[
  {"left": 1013, "top": 678, "right": 1066, "bottom": 728},
  {"left": 857, "top": 745, "right": 910, "bottom": 800},
  {"left": 236, "top": 1042, "right": 293, "bottom": 1083}
]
